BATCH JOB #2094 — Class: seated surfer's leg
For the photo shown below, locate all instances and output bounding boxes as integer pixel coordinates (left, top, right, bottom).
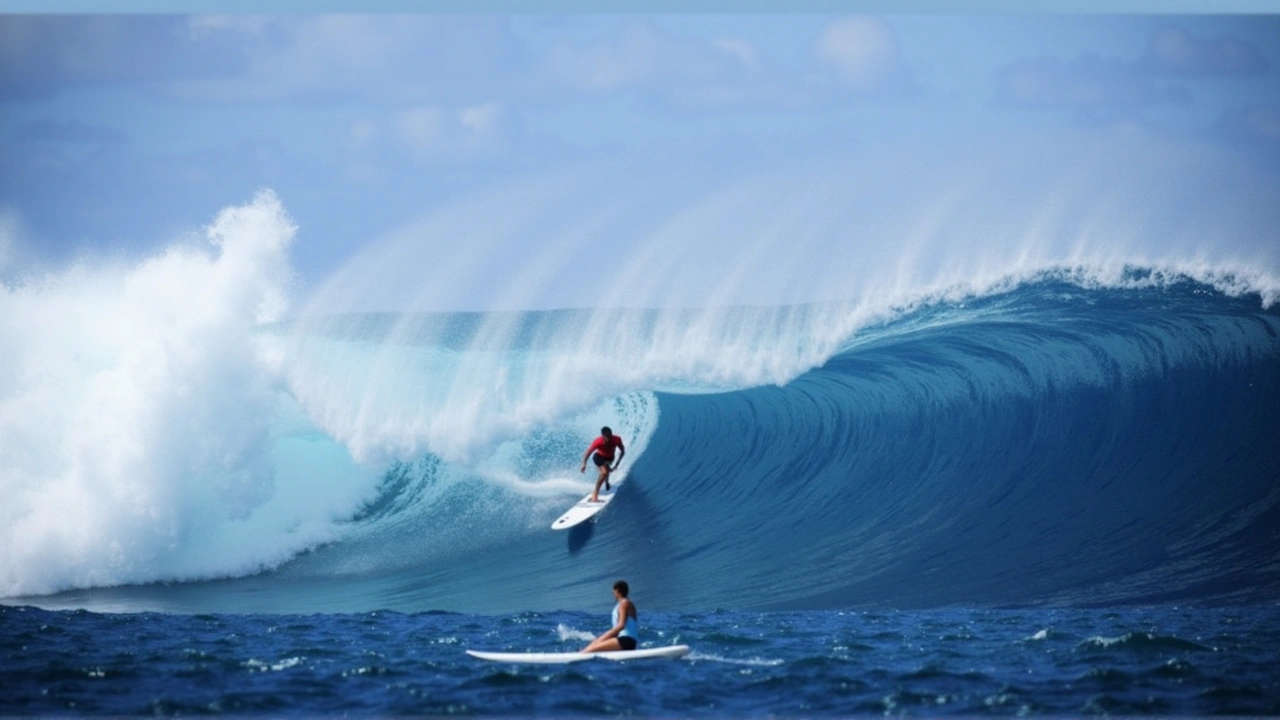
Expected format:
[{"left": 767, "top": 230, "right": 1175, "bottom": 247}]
[{"left": 582, "top": 636, "right": 624, "bottom": 653}]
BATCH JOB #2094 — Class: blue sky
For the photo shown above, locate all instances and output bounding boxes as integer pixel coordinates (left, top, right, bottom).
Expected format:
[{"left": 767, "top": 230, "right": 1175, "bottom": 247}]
[{"left": 2, "top": 8, "right": 1278, "bottom": 310}]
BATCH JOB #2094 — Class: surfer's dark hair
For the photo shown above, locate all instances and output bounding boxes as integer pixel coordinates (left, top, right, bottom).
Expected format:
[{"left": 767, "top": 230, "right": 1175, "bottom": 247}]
[
  {"left": 613, "top": 580, "right": 629, "bottom": 597},
  {"left": 601, "top": 426, "right": 613, "bottom": 436}
]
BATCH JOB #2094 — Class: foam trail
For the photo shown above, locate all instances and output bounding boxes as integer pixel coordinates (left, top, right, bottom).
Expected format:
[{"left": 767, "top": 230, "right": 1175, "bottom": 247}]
[{"left": 482, "top": 472, "right": 594, "bottom": 498}]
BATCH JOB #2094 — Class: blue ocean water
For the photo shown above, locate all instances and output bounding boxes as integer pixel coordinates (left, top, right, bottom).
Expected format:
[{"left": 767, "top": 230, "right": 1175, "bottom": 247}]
[
  {"left": 4, "top": 216, "right": 1280, "bottom": 715},
  {"left": 4, "top": 603, "right": 1279, "bottom": 716}
]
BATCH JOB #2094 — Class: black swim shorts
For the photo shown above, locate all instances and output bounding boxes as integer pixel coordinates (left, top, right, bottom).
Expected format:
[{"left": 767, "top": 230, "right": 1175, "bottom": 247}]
[
  {"left": 618, "top": 636, "right": 637, "bottom": 650},
  {"left": 592, "top": 453, "right": 612, "bottom": 467}
]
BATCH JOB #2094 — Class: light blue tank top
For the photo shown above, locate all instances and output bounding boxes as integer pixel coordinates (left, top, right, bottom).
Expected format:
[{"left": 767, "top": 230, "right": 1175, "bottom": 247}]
[{"left": 612, "top": 602, "right": 638, "bottom": 638}]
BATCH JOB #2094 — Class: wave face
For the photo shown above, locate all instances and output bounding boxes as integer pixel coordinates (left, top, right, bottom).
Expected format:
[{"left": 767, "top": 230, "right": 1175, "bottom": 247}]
[{"left": 632, "top": 279, "right": 1280, "bottom": 609}]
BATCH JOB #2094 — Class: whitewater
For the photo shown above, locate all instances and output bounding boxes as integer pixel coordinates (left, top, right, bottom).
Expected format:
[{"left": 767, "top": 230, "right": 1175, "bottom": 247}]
[{"left": 1, "top": 189, "right": 1278, "bottom": 613}]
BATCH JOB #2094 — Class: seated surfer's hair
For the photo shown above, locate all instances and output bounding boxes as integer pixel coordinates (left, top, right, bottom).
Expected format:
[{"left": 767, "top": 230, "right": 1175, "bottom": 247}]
[
  {"left": 601, "top": 426, "right": 612, "bottom": 436},
  {"left": 613, "top": 580, "right": 629, "bottom": 597}
]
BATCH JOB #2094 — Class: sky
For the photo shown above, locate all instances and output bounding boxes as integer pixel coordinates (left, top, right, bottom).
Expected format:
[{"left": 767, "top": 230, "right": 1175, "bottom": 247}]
[{"left": 2, "top": 5, "right": 1279, "bottom": 311}]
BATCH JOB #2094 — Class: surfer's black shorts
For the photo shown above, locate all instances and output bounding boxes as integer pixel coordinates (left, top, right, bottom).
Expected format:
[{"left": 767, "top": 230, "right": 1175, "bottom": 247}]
[
  {"left": 592, "top": 453, "right": 612, "bottom": 468},
  {"left": 618, "top": 636, "right": 637, "bottom": 650}
]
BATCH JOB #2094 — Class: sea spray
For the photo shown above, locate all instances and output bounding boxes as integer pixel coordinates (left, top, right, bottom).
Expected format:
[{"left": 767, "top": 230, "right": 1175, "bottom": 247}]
[
  {"left": 280, "top": 303, "right": 843, "bottom": 466},
  {"left": 0, "top": 191, "right": 365, "bottom": 596}
]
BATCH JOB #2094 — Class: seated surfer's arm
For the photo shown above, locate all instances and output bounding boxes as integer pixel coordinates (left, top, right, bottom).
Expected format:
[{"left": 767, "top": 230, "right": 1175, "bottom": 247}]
[
  {"left": 598, "top": 606, "right": 630, "bottom": 642},
  {"left": 581, "top": 613, "right": 627, "bottom": 653}
]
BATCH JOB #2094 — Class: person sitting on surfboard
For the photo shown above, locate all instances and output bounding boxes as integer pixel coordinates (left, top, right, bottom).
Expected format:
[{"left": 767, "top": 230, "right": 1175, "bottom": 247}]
[
  {"left": 580, "top": 426, "right": 625, "bottom": 503},
  {"left": 582, "top": 580, "right": 638, "bottom": 653}
]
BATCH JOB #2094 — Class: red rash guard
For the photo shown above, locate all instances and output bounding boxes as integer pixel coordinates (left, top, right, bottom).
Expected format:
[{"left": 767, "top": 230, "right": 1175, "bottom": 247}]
[{"left": 587, "top": 435, "right": 625, "bottom": 460}]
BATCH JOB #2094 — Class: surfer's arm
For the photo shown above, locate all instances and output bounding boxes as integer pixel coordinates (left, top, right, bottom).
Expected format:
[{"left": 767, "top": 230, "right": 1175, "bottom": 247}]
[
  {"left": 581, "top": 599, "right": 633, "bottom": 652},
  {"left": 580, "top": 437, "right": 605, "bottom": 471},
  {"left": 599, "top": 601, "right": 631, "bottom": 640},
  {"left": 612, "top": 446, "right": 625, "bottom": 469}
]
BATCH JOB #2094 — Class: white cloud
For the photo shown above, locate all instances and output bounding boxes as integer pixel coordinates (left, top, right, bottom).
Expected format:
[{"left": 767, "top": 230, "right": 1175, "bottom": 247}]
[
  {"left": 170, "top": 15, "right": 522, "bottom": 106},
  {"left": 392, "top": 103, "right": 510, "bottom": 163},
  {"left": 186, "top": 14, "right": 272, "bottom": 39},
  {"left": 992, "top": 55, "right": 1188, "bottom": 115},
  {"left": 349, "top": 118, "right": 379, "bottom": 148},
  {"left": 544, "top": 21, "right": 661, "bottom": 92},
  {"left": 395, "top": 107, "right": 449, "bottom": 154},
  {"left": 814, "top": 16, "right": 912, "bottom": 94},
  {"left": 537, "top": 19, "right": 783, "bottom": 107},
  {"left": 1141, "top": 25, "right": 1269, "bottom": 77},
  {"left": 0, "top": 15, "right": 245, "bottom": 100},
  {"left": 711, "top": 38, "right": 761, "bottom": 69},
  {"left": 458, "top": 104, "right": 500, "bottom": 134}
]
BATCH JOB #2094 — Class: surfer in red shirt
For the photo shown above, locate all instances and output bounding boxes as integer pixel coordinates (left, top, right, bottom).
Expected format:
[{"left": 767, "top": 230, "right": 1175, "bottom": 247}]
[{"left": 580, "top": 426, "right": 625, "bottom": 503}]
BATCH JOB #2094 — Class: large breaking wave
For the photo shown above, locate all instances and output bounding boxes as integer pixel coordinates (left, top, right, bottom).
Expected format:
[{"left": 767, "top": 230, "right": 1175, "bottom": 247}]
[{"left": 2, "top": 192, "right": 1279, "bottom": 612}]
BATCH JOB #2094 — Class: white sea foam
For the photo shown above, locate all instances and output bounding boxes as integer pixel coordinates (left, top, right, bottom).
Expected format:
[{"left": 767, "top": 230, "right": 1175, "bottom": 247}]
[
  {"left": 0, "top": 192, "right": 378, "bottom": 597},
  {"left": 556, "top": 624, "right": 595, "bottom": 643},
  {"left": 687, "top": 652, "right": 785, "bottom": 666}
]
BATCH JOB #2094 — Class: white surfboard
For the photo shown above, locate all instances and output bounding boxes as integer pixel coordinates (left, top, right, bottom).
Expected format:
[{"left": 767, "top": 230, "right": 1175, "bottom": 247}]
[
  {"left": 466, "top": 645, "right": 690, "bottom": 664},
  {"left": 551, "top": 481, "right": 622, "bottom": 530}
]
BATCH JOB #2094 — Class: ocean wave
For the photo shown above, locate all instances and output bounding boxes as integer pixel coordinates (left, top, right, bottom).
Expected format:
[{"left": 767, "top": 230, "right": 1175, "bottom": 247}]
[{"left": 3, "top": 192, "right": 1279, "bottom": 609}]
